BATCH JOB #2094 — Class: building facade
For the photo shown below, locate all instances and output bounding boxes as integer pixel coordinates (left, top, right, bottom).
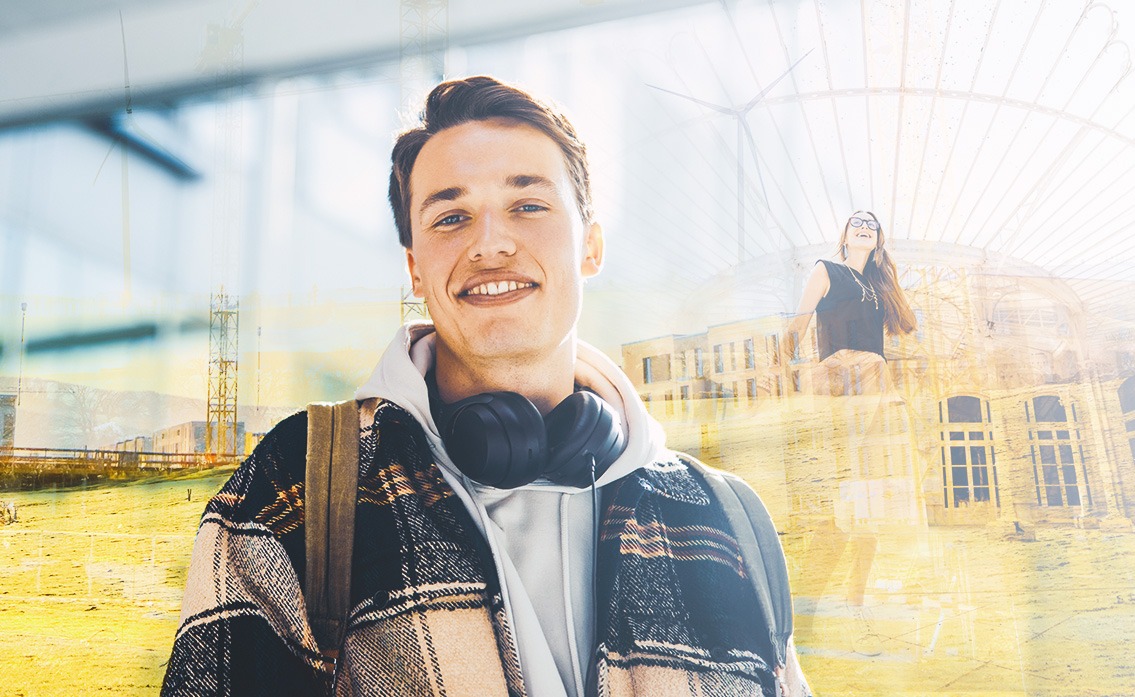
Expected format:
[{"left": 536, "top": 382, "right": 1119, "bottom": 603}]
[
  {"left": 1, "top": 395, "right": 14, "bottom": 450},
  {"left": 152, "top": 421, "right": 246, "bottom": 455},
  {"left": 623, "top": 253, "right": 1135, "bottom": 530}
]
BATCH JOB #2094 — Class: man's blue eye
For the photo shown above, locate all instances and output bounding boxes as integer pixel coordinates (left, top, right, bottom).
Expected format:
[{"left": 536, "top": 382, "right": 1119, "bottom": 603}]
[
  {"left": 438, "top": 215, "right": 463, "bottom": 226},
  {"left": 517, "top": 204, "right": 545, "bottom": 213}
]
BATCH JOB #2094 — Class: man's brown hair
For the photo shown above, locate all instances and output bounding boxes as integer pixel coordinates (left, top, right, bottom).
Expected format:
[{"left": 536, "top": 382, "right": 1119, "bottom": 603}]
[{"left": 389, "top": 76, "right": 594, "bottom": 248}]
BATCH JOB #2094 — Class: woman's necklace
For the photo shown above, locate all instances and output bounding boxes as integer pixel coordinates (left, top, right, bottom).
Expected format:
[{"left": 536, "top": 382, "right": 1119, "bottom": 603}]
[{"left": 845, "top": 264, "right": 879, "bottom": 310}]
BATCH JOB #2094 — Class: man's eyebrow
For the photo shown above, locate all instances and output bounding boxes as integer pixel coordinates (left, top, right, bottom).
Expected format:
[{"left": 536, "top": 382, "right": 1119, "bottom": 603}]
[
  {"left": 418, "top": 186, "right": 466, "bottom": 216},
  {"left": 506, "top": 174, "right": 557, "bottom": 191}
]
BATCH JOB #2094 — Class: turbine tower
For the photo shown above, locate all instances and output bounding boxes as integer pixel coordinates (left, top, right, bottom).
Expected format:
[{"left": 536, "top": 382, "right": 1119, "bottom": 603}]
[{"left": 649, "top": 49, "right": 811, "bottom": 264}]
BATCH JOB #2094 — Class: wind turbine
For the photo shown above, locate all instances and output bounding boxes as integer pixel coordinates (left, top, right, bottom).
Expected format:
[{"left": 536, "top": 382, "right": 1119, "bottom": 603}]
[{"left": 649, "top": 49, "right": 812, "bottom": 264}]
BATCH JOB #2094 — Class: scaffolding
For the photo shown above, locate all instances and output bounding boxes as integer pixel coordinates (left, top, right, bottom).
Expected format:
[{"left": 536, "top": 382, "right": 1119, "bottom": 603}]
[
  {"left": 206, "top": 291, "right": 239, "bottom": 456},
  {"left": 399, "top": 0, "right": 448, "bottom": 110},
  {"left": 395, "top": 0, "right": 445, "bottom": 327},
  {"left": 400, "top": 286, "right": 429, "bottom": 324},
  {"left": 201, "top": 5, "right": 252, "bottom": 458}
]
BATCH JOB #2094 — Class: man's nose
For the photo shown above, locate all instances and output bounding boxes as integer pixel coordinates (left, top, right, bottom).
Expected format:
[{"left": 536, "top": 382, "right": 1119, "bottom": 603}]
[{"left": 467, "top": 212, "right": 517, "bottom": 261}]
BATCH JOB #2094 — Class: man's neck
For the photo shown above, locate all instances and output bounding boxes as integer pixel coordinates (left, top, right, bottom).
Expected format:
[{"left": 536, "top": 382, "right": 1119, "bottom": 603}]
[{"left": 433, "top": 339, "right": 577, "bottom": 415}]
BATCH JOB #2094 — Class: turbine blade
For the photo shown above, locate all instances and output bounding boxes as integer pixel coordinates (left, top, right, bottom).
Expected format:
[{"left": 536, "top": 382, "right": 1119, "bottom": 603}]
[
  {"left": 742, "top": 47, "right": 814, "bottom": 113},
  {"left": 646, "top": 83, "right": 736, "bottom": 115}
]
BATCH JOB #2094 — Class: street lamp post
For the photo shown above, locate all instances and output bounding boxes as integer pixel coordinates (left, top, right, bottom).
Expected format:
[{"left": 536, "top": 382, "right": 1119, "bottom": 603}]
[{"left": 17, "top": 302, "right": 27, "bottom": 407}]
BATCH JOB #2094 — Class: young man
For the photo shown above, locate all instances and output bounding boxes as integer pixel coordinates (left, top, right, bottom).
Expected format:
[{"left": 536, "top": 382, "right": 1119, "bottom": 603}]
[{"left": 162, "top": 76, "right": 810, "bottom": 697}]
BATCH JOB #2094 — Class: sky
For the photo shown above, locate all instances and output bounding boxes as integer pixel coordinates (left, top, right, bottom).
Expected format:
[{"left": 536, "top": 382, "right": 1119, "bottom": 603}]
[{"left": 1, "top": 0, "right": 1133, "bottom": 406}]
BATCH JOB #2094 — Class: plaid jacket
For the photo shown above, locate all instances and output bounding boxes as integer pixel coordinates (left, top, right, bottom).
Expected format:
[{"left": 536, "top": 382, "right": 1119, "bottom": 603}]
[{"left": 161, "top": 398, "right": 801, "bottom": 696}]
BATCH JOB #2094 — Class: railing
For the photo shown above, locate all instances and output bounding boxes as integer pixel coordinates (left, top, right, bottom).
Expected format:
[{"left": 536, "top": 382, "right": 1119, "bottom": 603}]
[
  {"left": 0, "top": 448, "right": 242, "bottom": 488},
  {"left": 0, "top": 447, "right": 240, "bottom": 469}
]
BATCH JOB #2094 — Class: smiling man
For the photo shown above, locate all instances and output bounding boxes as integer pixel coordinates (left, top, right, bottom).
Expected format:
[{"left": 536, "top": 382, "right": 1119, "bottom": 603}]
[
  {"left": 162, "top": 76, "right": 810, "bottom": 697},
  {"left": 401, "top": 114, "right": 600, "bottom": 413}
]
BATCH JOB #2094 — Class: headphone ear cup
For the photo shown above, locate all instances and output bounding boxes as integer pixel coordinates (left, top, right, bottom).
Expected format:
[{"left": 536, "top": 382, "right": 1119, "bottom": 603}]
[
  {"left": 441, "top": 392, "right": 548, "bottom": 489},
  {"left": 544, "top": 391, "right": 625, "bottom": 488}
]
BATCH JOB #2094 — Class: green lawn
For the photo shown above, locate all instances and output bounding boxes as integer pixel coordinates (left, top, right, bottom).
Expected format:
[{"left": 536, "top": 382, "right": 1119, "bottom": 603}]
[{"left": 2, "top": 471, "right": 1134, "bottom": 696}]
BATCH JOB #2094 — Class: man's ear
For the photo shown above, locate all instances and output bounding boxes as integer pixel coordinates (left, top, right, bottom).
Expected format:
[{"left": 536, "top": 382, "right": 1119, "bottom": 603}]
[
  {"left": 581, "top": 222, "right": 605, "bottom": 278},
  {"left": 405, "top": 248, "right": 425, "bottom": 297}
]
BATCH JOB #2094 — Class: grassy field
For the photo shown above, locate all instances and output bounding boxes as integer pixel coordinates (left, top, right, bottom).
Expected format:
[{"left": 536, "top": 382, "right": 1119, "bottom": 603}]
[
  {"left": 3, "top": 471, "right": 1135, "bottom": 695},
  {"left": 784, "top": 524, "right": 1135, "bottom": 696},
  {"left": 0, "top": 471, "right": 231, "bottom": 696}
]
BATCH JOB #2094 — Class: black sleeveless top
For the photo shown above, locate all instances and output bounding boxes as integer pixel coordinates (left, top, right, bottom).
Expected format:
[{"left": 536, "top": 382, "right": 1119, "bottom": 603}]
[{"left": 814, "top": 259, "right": 885, "bottom": 361}]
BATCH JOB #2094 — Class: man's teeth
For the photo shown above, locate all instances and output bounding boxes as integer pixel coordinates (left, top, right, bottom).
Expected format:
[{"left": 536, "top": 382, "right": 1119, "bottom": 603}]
[{"left": 466, "top": 281, "right": 534, "bottom": 296}]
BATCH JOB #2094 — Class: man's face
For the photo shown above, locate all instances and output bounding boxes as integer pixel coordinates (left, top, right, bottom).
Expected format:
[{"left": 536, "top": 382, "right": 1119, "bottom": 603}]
[{"left": 405, "top": 118, "right": 603, "bottom": 366}]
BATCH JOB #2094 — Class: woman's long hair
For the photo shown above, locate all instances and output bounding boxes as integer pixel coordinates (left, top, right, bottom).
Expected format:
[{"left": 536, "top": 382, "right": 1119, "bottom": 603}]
[{"left": 836, "top": 211, "right": 917, "bottom": 336}]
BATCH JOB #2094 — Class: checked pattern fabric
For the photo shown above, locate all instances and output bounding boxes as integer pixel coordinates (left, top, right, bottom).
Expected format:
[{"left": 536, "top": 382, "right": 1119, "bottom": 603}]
[{"left": 161, "top": 399, "right": 788, "bottom": 696}]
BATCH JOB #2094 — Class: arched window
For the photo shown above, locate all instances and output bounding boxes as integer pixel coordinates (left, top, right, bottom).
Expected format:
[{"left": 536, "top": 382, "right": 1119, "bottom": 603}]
[
  {"left": 1119, "top": 377, "right": 1135, "bottom": 462},
  {"left": 938, "top": 396, "right": 999, "bottom": 509},
  {"left": 1118, "top": 376, "right": 1135, "bottom": 414},
  {"left": 1026, "top": 395, "right": 1090, "bottom": 508}
]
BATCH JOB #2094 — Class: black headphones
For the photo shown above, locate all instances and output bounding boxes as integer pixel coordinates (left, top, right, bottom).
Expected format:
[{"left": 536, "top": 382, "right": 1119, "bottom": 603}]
[{"left": 427, "top": 371, "right": 626, "bottom": 489}]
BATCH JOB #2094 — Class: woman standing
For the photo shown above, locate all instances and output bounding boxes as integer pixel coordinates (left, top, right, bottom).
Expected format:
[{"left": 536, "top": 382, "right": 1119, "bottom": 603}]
[
  {"left": 785, "top": 211, "right": 922, "bottom": 639},
  {"left": 788, "top": 210, "right": 917, "bottom": 395}
]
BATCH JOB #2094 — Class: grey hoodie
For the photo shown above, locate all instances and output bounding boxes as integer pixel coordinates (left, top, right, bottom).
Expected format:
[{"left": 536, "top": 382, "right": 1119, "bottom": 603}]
[{"left": 355, "top": 322, "right": 667, "bottom": 697}]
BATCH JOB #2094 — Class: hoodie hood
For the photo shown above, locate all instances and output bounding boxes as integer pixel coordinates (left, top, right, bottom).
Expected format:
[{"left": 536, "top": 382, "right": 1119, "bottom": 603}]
[{"left": 355, "top": 321, "right": 666, "bottom": 488}]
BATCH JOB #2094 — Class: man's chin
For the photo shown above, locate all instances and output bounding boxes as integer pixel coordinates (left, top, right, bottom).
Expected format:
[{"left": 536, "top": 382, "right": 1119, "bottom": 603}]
[
  {"left": 438, "top": 322, "right": 563, "bottom": 363},
  {"left": 465, "top": 336, "right": 548, "bottom": 362}
]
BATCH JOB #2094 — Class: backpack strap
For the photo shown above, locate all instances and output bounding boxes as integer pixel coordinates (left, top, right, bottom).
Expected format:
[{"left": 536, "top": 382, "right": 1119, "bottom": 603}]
[
  {"left": 304, "top": 400, "right": 360, "bottom": 658},
  {"left": 684, "top": 456, "right": 793, "bottom": 670}
]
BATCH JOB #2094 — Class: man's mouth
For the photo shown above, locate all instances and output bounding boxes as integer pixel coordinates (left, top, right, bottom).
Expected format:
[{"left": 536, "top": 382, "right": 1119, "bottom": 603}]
[{"left": 460, "top": 280, "right": 537, "bottom": 297}]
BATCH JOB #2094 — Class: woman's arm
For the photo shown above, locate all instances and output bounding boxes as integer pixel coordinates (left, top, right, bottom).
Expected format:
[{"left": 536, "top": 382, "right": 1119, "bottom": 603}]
[{"left": 785, "top": 262, "right": 830, "bottom": 361}]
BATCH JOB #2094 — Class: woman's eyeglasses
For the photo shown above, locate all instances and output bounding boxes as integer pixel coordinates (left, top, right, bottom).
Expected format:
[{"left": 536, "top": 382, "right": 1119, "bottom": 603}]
[{"left": 849, "top": 217, "right": 879, "bottom": 231}]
